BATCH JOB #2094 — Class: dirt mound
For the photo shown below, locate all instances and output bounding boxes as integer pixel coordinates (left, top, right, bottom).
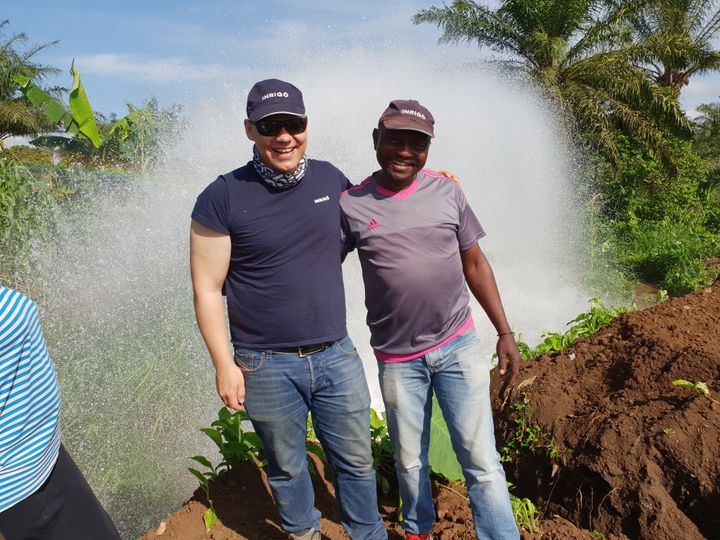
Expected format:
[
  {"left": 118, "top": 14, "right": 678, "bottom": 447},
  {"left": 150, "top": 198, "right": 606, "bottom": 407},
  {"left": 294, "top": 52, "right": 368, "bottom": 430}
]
[
  {"left": 141, "top": 281, "right": 719, "bottom": 539},
  {"left": 493, "top": 280, "right": 720, "bottom": 540},
  {"left": 140, "top": 457, "right": 601, "bottom": 539}
]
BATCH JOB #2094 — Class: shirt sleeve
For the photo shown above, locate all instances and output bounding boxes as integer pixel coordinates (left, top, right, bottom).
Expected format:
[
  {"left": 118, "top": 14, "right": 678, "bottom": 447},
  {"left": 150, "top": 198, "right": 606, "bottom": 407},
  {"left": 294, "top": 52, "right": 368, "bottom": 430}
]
[
  {"left": 340, "top": 208, "right": 356, "bottom": 261},
  {"left": 455, "top": 185, "right": 486, "bottom": 250},
  {"left": 191, "top": 176, "right": 231, "bottom": 234}
]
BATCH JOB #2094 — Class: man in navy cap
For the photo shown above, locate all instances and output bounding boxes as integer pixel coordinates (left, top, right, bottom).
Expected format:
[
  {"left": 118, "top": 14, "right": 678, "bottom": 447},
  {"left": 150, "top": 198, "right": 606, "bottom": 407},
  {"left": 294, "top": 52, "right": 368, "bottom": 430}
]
[{"left": 190, "top": 79, "right": 386, "bottom": 540}]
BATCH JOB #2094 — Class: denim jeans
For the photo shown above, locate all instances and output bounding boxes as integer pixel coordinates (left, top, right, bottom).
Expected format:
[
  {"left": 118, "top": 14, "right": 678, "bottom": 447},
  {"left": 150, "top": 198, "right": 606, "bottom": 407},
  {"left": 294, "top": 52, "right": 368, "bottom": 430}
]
[
  {"left": 378, "top": 327, "right": 519, "bottom": 539},
  {"left": 235, "top": 335, "right": 387, "bottom": 540}
]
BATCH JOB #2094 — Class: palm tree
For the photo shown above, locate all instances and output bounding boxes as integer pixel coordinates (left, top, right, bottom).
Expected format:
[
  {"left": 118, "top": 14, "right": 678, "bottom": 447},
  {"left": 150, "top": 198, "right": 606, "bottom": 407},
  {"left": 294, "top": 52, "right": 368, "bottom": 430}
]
[
  {"left": 624, "top": 0, "right": 720, "bottom": 92},
  {"left": 413, "top": 0, "right": 690, "bottom": 169},
  {"left": 0, "top": 20, "right": 61, "bottom": 144}
]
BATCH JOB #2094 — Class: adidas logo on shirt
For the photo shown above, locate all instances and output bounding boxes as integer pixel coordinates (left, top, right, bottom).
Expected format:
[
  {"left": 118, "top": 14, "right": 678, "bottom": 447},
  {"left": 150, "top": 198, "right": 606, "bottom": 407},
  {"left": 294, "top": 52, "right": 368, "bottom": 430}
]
[{"left": 367, "top": 218, "right": 381, "bottom": 230}]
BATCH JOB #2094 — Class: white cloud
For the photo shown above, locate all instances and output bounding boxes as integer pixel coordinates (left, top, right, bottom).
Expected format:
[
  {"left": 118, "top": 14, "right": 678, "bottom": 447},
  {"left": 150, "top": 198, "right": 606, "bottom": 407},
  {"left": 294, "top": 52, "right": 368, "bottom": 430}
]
[{"left": 74, "top": 53, "right": 248, "bottom": 82}]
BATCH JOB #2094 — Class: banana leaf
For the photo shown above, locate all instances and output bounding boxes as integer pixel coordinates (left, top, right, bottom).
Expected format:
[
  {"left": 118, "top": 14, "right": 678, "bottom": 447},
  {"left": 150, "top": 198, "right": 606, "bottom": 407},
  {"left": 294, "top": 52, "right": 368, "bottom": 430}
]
[
  {"left": 428, "top": 393, "right": 463, "bottom": 482},
  {"left": 13, "top": 61, "right": 101, "bottom": 148},
  {"left": 68, "top": 61, "right": 101, "bottom": 148}
]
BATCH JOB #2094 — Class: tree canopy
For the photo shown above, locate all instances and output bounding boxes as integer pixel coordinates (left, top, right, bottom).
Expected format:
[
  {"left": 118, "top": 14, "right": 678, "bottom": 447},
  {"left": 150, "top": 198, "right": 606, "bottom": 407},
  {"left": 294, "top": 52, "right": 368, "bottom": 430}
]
[
  {"left": 413, "top": 0, "right": 698, "bottom": 169},
  {"left": 0, "top": 20, "right": 61, "bottom": 142}
]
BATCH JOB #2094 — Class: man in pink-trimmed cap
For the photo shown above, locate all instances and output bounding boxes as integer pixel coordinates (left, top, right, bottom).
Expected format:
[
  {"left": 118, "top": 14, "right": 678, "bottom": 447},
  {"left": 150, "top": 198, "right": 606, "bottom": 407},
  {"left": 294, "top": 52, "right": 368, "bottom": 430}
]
[{"left": 340, "top": 99, "right": 521, "bottom": 540}]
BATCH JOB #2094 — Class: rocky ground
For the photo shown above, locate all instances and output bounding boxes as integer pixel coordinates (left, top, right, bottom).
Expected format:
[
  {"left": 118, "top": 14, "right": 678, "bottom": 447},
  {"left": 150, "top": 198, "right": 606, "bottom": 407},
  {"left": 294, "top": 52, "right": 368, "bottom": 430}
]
[{"left": 141, "top": 278, "right": 719, "bottom": 539}]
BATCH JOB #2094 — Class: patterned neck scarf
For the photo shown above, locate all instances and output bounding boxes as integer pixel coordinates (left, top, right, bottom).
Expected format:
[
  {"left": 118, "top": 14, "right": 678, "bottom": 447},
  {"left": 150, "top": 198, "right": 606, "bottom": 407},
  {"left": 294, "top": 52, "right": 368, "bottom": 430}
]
[{"left": 252, "top": 145, "right": 307, "bottom": 190}]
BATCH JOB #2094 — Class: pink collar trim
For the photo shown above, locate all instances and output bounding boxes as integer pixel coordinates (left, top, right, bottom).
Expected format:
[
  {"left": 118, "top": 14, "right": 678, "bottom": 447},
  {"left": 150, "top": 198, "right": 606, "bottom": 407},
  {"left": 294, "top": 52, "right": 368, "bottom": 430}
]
[{"left": 374, "top": 176, "right": 419, "bottom": 200}]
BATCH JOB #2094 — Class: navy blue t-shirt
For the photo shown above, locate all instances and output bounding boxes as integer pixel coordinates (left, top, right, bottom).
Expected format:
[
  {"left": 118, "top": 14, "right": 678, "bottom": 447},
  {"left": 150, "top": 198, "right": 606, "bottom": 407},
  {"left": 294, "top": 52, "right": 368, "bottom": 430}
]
[{"left": 192, "top": 159, "right": 351, "bottom": 348}]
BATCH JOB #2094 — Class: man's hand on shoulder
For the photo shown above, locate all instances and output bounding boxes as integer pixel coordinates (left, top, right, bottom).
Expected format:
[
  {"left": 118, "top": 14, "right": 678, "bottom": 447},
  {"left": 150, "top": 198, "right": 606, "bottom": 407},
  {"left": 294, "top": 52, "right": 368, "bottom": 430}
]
[{"left": 427, "top": 168, "right": 460, "bottom": 185}]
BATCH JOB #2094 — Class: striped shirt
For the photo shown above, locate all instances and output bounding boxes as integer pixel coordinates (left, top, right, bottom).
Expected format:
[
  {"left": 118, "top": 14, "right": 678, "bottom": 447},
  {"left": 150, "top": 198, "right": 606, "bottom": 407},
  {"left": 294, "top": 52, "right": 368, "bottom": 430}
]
[{"left": 0, "top": 287, "right": 61, "bottom": 512}]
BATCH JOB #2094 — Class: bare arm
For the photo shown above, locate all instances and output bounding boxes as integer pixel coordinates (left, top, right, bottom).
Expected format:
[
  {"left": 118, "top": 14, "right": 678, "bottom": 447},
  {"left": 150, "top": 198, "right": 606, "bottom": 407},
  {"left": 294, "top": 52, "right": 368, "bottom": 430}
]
[
  {"left": 190, "top": 219, "right": 245, "bottom": 409},
  {"left": 461, "top": 243, "right": 520, "bottom": 384}
]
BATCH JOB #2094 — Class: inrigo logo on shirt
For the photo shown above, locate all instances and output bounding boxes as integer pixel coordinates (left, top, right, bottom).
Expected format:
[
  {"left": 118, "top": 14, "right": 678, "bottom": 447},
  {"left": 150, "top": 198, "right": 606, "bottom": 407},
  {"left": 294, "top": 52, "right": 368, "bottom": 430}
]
[{"left": 367, "top": 218, "right": 381, "bottom": 231}]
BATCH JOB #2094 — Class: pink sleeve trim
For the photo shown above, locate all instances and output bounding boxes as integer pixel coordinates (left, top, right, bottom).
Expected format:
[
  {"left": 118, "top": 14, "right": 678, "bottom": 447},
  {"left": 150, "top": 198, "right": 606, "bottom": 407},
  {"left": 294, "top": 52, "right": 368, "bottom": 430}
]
[{"left": 374, "top": 315, "right": 475, "bottom": 363}]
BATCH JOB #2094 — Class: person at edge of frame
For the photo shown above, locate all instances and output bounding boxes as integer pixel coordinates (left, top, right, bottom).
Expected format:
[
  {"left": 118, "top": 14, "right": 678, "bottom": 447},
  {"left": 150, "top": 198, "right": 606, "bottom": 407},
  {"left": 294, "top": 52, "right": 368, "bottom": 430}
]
[
  {"left": 339, "top": 99, "right": 522, "bottom": 540},
  {"left": 0, "top": 286, "right": 121, "bottom": 540}
]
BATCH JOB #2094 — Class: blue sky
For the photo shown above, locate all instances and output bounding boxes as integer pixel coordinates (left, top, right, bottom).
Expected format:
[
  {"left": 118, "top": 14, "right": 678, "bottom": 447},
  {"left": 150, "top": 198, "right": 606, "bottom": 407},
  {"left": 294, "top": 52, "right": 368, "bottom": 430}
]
[{"left": 5, "top": 1, "right": 719, "bottom": 116}]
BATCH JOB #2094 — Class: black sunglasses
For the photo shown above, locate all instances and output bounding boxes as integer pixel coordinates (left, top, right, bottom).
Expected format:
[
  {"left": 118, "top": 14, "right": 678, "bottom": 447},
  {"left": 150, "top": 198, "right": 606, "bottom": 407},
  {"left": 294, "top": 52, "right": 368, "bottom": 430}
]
[{"left": 254, "top": 117, "right": 308, "bottom": 137}]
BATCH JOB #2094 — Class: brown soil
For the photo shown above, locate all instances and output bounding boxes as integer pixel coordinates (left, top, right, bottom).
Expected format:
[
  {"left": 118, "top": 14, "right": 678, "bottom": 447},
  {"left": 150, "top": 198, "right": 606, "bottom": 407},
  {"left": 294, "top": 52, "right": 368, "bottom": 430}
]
[{"left": 141, "top": 279, "right": 719, "bottom": 540}]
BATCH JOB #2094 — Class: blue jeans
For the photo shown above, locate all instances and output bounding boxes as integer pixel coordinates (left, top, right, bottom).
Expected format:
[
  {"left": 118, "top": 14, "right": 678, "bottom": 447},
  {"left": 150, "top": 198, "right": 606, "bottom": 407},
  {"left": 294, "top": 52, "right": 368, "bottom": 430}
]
[
  {"left": 235, "top": 335, "right": 387, "bottom": 540},
  {"left": 378, "top": 327, "right": 519, "bottom": 539}
]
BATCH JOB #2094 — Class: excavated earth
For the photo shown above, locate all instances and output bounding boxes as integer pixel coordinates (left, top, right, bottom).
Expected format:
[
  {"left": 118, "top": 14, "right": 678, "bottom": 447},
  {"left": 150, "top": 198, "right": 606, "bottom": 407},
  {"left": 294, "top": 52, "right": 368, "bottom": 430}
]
[{"left": 142, "top": 279, "right": 719, "bottom": 539}]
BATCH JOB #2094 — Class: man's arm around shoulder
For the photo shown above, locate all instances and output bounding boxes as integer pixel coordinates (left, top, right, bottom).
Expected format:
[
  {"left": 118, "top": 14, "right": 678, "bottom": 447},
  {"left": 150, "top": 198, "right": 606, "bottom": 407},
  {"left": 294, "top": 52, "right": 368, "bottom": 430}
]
[
  {"left": 190, "top": 219, "right": 245, "bottom": 410},
  {"left": 461, "top": 244, "right": 521, "bottom": 384}
]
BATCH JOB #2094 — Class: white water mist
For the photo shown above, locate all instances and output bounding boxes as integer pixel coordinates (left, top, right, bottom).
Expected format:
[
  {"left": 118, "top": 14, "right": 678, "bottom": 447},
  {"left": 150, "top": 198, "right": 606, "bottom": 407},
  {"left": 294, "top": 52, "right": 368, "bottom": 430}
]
[{"left": 37, "top": 45, "right": 589, "bottom": 538}]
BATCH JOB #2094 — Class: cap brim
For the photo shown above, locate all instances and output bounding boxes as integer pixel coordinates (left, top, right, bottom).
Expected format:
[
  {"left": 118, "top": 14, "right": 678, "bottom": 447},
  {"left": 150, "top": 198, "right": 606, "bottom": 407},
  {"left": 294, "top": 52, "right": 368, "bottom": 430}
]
[
  {"left": 250, "top": 106, "right": 306, "bottom": 122},
  {"left": 381, "top": 118, "right": 434, "bottom": 138}
]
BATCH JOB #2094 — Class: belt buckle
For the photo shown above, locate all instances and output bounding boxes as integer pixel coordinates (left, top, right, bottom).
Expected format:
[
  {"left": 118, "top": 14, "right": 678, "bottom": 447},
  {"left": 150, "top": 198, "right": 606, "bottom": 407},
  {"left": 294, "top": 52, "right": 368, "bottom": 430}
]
[{"left": 298, "top": 343, "right": 324, "bottom": 357}]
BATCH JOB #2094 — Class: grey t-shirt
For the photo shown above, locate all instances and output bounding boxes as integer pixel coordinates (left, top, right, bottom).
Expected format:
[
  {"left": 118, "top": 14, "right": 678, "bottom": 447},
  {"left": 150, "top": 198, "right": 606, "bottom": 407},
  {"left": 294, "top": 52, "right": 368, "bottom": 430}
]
[{"left": 340, "top": 169, "right": 485, "bottom": 360}]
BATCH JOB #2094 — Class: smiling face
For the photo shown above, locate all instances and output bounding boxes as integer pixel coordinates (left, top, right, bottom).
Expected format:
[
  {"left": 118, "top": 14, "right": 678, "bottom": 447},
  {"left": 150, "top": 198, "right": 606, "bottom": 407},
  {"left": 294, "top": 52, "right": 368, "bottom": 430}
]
[
  {"left": 373, "top": 126, "right": 430, "bottom": 191},
  {"left": 244, "top": 114, "right": 308, "bottom": 173}
]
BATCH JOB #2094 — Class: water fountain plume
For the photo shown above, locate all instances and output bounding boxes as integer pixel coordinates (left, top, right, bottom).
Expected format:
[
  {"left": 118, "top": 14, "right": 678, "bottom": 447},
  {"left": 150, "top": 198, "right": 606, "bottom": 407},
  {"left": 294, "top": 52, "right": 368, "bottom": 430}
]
[{"left": 36, "top": 42, "right": 589, "bottom": 538}]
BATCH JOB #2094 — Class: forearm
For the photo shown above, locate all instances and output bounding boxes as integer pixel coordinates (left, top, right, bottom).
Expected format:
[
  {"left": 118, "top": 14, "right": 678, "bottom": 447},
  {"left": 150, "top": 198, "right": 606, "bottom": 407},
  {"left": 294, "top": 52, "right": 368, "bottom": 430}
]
[
  {"left": 462, "top": 247, "right": 512, "bottom": 334},
  {"left": 194, "top": 290, "right": 234, "bottom": 371}
]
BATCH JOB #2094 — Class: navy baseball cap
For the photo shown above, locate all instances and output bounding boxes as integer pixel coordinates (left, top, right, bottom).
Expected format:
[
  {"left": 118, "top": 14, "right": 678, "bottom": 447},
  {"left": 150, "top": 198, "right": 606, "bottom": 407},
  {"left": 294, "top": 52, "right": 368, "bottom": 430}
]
[
  {"left": 246, "top": 79, "right": 306, "bottom": 122},
  {"left": 378, "top": 99, "right": 435, "bottom": 138}
]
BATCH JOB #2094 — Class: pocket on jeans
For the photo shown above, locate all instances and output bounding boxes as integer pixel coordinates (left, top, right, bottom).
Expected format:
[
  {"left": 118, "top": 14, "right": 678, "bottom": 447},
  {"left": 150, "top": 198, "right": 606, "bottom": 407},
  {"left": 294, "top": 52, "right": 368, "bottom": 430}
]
[
  {"left": 334, "top": 336, "right": 358, "bottom": 356},
  {"left": 234, "top": 349, "right": 265, "bottom": 373}
]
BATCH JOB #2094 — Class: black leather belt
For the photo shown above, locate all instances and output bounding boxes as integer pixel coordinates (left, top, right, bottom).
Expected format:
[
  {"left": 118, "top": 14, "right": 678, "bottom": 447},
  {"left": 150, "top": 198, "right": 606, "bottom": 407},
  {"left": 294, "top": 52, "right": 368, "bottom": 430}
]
[{"left": 271, "top": 342, "right": 334, "bottom": 357}]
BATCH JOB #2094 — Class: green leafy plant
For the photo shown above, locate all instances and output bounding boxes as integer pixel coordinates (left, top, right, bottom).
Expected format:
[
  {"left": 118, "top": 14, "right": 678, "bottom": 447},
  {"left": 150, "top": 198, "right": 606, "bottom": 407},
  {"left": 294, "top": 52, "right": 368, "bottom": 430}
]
[
  {"left": 369, "top": 408, "right": 396, "bottom": 494},
  {"left": 186, "top": 467, "right": 218, "bottom": 533},
  {"left": 516, "top": 299, "right": 629, "bottom": 359},
  {"left": 509, "top": 490, "right": 541, "bottom": 534},
  {"left": 14, "top": 61, "right": 101, "bottom": 147},
  {"left": 501, "top": 395, "right": 570, "bottom": 465},
  {"left": 672, "top": 379, "right": 710, "bottom": 397},
  {"left": 305, "top": 413, "right": 326, "bottom": 475},
  {"left": 187, "top": 408, "right": 265, "bottom": 533}
]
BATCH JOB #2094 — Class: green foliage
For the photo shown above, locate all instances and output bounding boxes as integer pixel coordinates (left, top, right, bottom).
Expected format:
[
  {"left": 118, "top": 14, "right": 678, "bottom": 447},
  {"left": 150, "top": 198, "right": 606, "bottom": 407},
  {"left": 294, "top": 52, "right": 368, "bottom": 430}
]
[
  {"left": 0, "top": 20, "right": 60, "bottom": 141},
  {"left": 15, "top": 62, "right": 183, "bottom": 171},
  {"left": 500, "top": 395, "right": 570, "bottom": 465},
  {"left": 672, "top": 379, "right": 710, "bottom": 396},
  {"left": 0, "top": 158, "right": 55, "bottom": 283},
  {"left": 68, "top": 61, "right": 101, "bottom": 147},
  {"left": 500, "top": 396, "right": 543, "bottom": 462},
  {"left": 428, "top": 394, "right": 463, "bottom": 482},
  {"left": 413, "top": 0, "right": 691, "bottom": 171},
  {"left": 625, "top": 0, "right": 720, "bottom": 93},
  {"left": 203, "top": 506, "right": 218, "bottom": 533},
  {"left": 693, "top": 100, "right": 720, "bottom": 233},
  {"left": 603, "top": 135, "right": 706, "bottom": 224},
  {"left": 100, "top": 98, "right": 184, "bottom": 171},
  {"left": 509, "top": 487, "right": 541, "bottom": 534},
  {"left": 586, "top": 133, "right": 720, "bottom": 295},
  {"left": 610, "top": 218, "right": 719, "bottom": 294},
  {"left": 14, "top": 61, "right": 100, "bottom": 147},
  {"left": 196, "top": 407, "right": 265, "bottom": 476},
  {"left": 517, "top": 298, "right": 628, "bottom": 359},
  {"left": 1, "top": 145, "right": 53, "bottom": 166},
  {"left": 369, "top": 408, "right": 397, "bottom": 494}
]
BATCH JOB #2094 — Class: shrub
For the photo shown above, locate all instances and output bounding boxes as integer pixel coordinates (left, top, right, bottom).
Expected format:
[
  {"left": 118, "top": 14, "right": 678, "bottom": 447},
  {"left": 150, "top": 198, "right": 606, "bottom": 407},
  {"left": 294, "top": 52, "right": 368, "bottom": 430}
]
[{"left": 1, "top": 145, "right": 54, "bottom": 167}]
